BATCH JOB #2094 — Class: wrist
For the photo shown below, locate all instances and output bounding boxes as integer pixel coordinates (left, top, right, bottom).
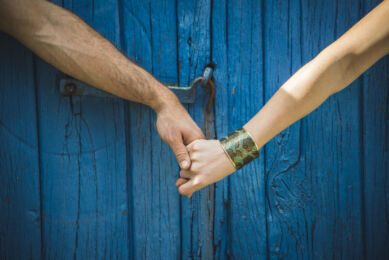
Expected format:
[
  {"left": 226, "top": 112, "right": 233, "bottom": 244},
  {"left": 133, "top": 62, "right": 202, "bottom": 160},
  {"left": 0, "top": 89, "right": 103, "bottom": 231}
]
[
  {"left": 219, "top": 127, "right": 260, "bottom": 170},
  {"left": 149, "top": 85, "right": 182, "bottom": 114},
  {"left": 243, "top": 123, "right": 265, "bottom": 150}
]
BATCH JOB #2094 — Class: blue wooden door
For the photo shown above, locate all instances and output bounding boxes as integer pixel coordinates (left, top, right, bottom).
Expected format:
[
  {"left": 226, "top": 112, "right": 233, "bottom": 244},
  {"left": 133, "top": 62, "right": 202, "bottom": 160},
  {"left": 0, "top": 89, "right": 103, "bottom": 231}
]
[{"left": 0, "top": 0, "right": 388, "bottom": 259}]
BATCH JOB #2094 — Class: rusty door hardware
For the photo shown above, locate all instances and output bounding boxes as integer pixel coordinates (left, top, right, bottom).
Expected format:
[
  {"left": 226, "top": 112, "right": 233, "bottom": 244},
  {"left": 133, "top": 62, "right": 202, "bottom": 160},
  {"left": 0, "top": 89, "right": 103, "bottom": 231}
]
[{"left": 59, "top": 65, "right": 216, "bottom": 112}]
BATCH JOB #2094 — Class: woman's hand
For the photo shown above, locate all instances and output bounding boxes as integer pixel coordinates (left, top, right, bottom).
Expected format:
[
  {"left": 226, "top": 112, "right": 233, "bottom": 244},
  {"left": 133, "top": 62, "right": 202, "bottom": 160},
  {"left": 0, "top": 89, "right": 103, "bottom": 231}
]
[{"left": 176, "top": 139, "right": 236, "bottom": 198}]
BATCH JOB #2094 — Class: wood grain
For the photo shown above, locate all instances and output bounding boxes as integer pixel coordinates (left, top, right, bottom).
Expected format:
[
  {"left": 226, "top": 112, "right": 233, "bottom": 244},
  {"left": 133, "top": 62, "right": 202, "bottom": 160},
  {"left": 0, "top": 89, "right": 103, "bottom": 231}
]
[
  {"left": 212, "top": 0, "right": 267, "bottom": 258},
  {"left": 363, "top": 1, "right": 389, "bottom": 259},
  {"left": 212, "top": 1, "right": 230, "bottom": 258},
  {"left": 0, "top": 34, "right": 42, "bottom": 260},
  {"left": 1, "top": 0, "right": 388, "bottom": 258},
  {"left": 263, "top": 0, "right": 305, "bottom": 258},
  {"left": 266, "top": 1, "right": 363, "bottom": 259},
  {"left": 121, "top": 0, "right": 181, "bottom": 258},
  {"left": 177, "top": 0, "right": 214, "bottom": 259},
  {"left": 36, "top": 1, "right": 129, "bottom": 258}
]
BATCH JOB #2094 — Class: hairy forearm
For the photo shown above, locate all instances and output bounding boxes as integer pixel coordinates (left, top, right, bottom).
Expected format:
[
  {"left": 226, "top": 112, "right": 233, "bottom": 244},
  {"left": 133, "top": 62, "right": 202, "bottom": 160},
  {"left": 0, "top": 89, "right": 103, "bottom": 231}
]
[
  {"left": 244, "top": 0, "right": 389, "bottom": 148},
  {"left": 0, "top": 0, "right": 177, "bottom": 111},
  {"left": 1, "top": 0, "right": 206, "bottom": 169}
]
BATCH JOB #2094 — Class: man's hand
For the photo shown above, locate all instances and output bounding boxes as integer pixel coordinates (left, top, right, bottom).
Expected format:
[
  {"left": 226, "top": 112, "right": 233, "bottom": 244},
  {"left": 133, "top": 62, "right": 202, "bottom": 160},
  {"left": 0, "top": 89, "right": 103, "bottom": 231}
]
[
  {"left": 155, "top": 96, "right": 205, "bottom": 170},
  {"left": 0, "top": 0, "right": 206, "bottom": 169}
]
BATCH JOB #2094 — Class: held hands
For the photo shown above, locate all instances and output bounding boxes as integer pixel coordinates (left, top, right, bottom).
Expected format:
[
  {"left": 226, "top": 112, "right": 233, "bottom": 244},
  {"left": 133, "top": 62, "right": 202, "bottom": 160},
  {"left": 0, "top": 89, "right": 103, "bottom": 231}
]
[
  {"left": 154, "top": 93, "right": 235, "bottom": 197},
  {"left": 153, "top": 89, "right": 245, "bottom": 198},
  {"left": 175, "top": 139, "right": 236, "bottom": 198}
]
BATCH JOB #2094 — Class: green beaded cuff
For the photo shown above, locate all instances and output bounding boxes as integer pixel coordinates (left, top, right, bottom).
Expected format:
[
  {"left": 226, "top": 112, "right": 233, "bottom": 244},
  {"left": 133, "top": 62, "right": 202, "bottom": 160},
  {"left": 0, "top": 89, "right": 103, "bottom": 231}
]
[{"left": 220, "top": 128, "right": 260, "bottom": 170}]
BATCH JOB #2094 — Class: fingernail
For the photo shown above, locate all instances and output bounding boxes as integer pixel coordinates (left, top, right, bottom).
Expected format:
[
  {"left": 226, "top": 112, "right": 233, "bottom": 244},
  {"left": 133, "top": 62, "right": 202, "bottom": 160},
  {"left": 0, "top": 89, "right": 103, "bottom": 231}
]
[{"left": 180, "top": 160, "right": 188, "bottom": 168}]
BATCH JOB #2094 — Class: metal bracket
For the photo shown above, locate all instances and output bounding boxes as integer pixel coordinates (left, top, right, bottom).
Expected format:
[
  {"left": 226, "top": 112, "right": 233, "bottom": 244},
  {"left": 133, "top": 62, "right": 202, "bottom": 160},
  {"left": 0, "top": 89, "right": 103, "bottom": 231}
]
[
  {"left": 59, "top": 65, "right": 215, "bottom": 107},
  {"left": 60, "top": 78, "right": 115, "bottom": 98},
  {"left": 59, "top": 77, "right": 197, "bottom": 103}
]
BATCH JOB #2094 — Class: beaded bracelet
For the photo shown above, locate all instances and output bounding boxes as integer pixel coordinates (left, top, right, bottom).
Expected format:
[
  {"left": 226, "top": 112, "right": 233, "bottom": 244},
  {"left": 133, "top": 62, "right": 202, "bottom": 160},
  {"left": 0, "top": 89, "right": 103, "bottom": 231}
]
[{"left": 219, "top": 128, "right": 260, "bottom": 170}]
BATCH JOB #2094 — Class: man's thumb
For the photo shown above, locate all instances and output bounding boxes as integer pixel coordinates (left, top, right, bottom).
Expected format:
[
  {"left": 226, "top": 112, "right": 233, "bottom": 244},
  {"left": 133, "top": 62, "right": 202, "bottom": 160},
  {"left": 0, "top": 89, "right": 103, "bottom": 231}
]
[{"left": 170, "top": 140, "right": 191, "bottom": 170}]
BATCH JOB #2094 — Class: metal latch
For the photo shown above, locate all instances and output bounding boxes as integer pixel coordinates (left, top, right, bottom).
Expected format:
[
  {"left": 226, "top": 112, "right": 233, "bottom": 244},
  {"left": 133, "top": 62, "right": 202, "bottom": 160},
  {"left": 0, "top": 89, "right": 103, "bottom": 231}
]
[{"left": 59, "top": 64, "right": 215, "bottom": 112}]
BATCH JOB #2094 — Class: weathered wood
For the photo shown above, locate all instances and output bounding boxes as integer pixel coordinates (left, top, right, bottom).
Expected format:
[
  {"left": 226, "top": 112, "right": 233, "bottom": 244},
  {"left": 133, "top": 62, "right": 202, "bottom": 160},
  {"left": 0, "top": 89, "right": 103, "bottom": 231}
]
[
  {"left": 119, "top": 1, "right": 154, "bottom": 259},
  {"left": 266, "top": 0, "right": 365, "bottom": 258},
  {"left": 263, "top": 1, "right": 305, "bottom": 258},
  {"left": 362, "top": 59, "right": 389, "bottom": 259},
  {"left": 177, "top": 0, "right": 214, "bottom": 259},
  {"left": 1, "top": 0, "right": 389, "bottom": 258},
  {"left": 363, "top": 54, "right": 389, "bottom": 260},
  {"left": 211, "top": 1, "right": 230, "bottom": 258},
  {"left": 120, "top": 0, "right": 181, "bottom": 258},
  {"left": 212, "top": 0, "right": 267, "bottom": 258},
  {"left": 304, "top": 0, "right": 365, "bottom": 257},
  {"left": 36, "top": 1, "right": 129, "bottom": 258},
  {"left": 0, "top": 34, "right": 42, "bottom": 260},
  {"left": 363, "top": 1, "right": 389, "bottom": 259}
]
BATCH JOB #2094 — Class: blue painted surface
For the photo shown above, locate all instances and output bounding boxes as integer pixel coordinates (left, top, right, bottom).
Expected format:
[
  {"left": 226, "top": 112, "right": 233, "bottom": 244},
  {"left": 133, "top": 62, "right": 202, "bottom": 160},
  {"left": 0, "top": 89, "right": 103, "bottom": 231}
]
[
  {"left": 0, "top": 34, "right": 42, "bottom": 260},
  {"left": 0, "top": 0, "right": 388, "bottom": 259},
  {"left": 36, "top": 1, "right": 129, "bottom": 259}
]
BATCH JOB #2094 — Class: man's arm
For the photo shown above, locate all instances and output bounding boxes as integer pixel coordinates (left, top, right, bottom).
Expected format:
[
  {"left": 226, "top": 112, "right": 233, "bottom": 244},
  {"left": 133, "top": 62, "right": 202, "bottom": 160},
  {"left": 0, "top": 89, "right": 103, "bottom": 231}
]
[
  {"left": 176, "top": 0, "right": 389, "bottom": 197},
  {"left": 0, "top": 0, "right": 204, "bottom": 169}
]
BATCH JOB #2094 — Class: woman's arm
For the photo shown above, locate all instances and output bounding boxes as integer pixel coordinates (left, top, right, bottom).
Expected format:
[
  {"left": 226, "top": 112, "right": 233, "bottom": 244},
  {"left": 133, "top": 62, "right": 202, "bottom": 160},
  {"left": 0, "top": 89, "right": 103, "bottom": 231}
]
[
  {"left": 177, "top": 0, "right": 389, "bottom": 198},
  {"left": 245, "top": 0, "right": 389, "bottom": 148}
]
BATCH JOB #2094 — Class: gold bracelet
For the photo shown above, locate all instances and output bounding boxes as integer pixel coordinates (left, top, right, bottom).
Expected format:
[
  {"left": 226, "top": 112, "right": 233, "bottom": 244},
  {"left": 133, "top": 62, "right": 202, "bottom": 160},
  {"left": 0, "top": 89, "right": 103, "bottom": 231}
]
[{"left": 219, "top": 128, "right": 260, "bottom": 170}]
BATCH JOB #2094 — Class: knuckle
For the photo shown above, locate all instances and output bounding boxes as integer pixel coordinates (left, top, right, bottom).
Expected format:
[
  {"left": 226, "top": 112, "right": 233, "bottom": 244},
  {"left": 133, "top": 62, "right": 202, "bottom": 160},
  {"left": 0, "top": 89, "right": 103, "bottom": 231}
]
[
  {"left": 189, "top": 164, "right": 200, "bottom": 173},
  {"left": 191, "top": 143, "right": 201, "bottom": 151},
  {"left": 189, "top": 153, "right": 199, "bottom": 161},
  {"left": 193, "top": 178, "right": 204, "bottom": 189},
  {"left": 188, "top": 139, "right": 203, "bottom": 150},
  {"left": 178, "top": 186, "right": 187, "bottom": 196}
]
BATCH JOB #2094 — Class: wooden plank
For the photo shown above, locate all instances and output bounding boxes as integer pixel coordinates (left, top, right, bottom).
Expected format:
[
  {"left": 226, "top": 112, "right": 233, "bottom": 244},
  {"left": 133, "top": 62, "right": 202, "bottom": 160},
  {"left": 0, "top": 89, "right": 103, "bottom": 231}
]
[
  {"left": 263, "top": 1, "right": 305, "bottom": 258},
  {"left": 363, "top": 53, "right": 389, "bottom": 259},
  {"left": 150, "top": 0, "right": 179, "bottom": 84},
  {"left": 363, "top": 56, "right": 389, "bottom": 259},
  {"left": 363, "top": 1, "right": 389, "bottom": 259},
  {"left": 37, "top": 1, "right": 129, "bottom": 258},
  {"left": 302, "top": 0, "right": 364, "bottom": 257},
  {"left": 211, "top": 1, "right": 229, "bottom": 258},
  {"left": 119, "top": 1, "right": 153, "bottom": 259},
  {"left": 212, "top": 0, "right": 267, "bottom": 258},
  {"left": 120, "top": 0, "right": 181, "bottom": 258},
  {"left": 0, "top": 34, "right": 42, "bottom": 260},
  {"left": 177, "top": 0, "right": 214, "bottom": 259},
  {"left": 265, "top": 0, "right": 364, "bottom": 258}
]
